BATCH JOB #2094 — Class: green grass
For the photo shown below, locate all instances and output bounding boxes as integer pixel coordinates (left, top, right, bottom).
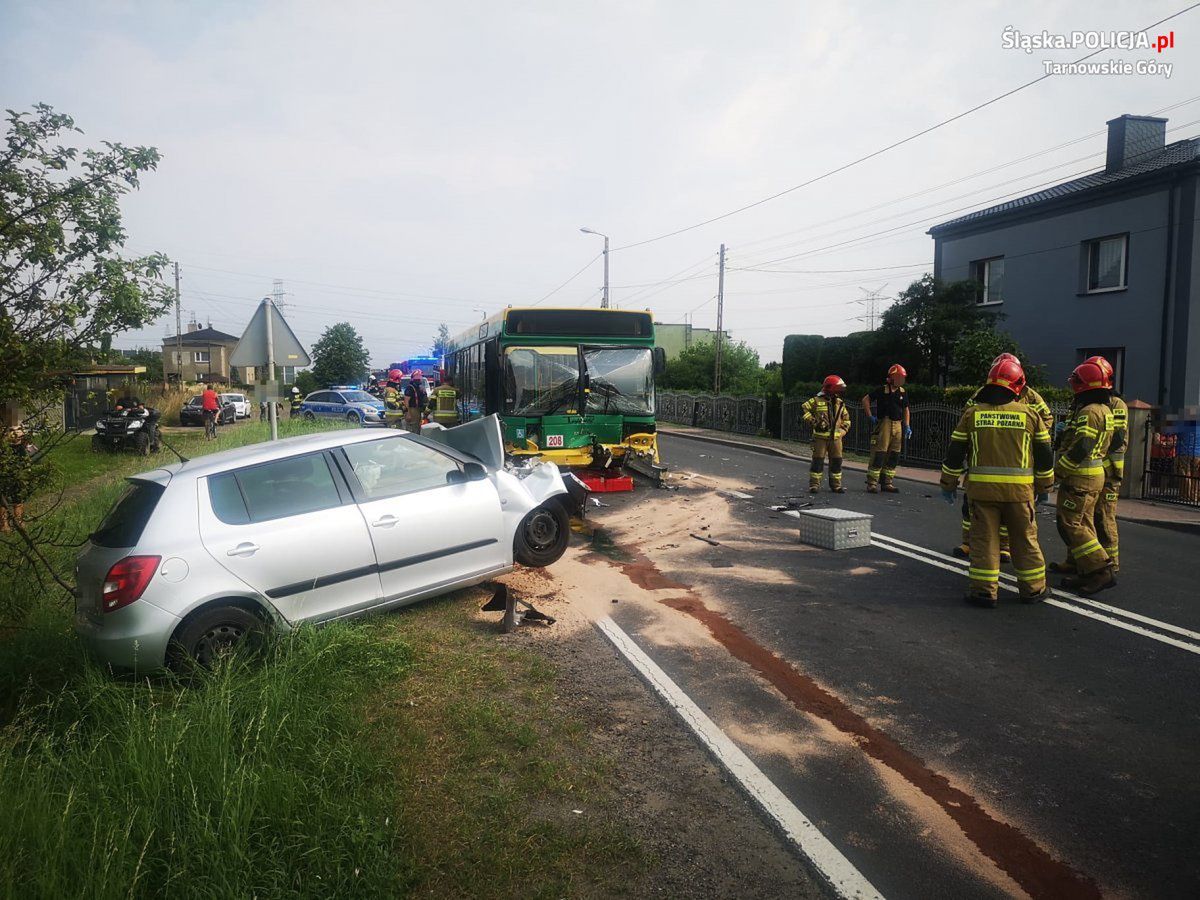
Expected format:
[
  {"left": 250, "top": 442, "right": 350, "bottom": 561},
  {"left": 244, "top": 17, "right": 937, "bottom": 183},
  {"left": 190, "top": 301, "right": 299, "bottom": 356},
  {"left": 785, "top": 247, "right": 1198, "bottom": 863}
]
[{"left": 0, "top": 417, "right": 642, "bottom": 898}]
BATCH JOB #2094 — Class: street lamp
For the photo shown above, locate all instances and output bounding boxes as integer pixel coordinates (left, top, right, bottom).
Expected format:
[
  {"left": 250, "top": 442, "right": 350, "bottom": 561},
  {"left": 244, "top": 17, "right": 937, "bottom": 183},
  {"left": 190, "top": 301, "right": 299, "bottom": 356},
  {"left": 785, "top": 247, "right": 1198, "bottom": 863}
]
[{"left": 579, "top": 227, "right": 610, "bottom": 309}]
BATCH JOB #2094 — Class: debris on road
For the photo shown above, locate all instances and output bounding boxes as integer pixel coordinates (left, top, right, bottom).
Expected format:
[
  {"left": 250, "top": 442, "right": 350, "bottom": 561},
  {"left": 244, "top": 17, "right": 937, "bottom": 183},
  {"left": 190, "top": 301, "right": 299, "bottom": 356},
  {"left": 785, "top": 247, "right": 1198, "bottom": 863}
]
[
  {"left": 481, "top": 584, "right": 557, "bottom": 631},
  {"left": 690, "top": 533, "right": 721, "bottom": 546}
]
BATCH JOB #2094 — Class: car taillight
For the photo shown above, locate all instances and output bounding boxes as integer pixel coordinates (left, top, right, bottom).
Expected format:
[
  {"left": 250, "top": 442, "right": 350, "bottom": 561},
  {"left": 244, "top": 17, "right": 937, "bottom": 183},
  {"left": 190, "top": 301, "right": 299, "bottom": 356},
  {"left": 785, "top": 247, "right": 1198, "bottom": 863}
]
[{"left": 101, "top": 555, "right": 161, "bottom": 613}]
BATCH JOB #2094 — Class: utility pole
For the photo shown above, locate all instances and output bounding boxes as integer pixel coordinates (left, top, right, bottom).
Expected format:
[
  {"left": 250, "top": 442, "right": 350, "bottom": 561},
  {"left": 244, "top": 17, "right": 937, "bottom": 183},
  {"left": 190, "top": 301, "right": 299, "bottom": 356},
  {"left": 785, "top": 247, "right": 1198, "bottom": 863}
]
[
  {"left": 264, "top": 297, "right": 278, "bottom": 441},
  {"left": 174, "top": 262, "right": 182, "bottom": 384},
  {"left": 601, "top": 234, "right": 610, "bottom": 308},
  {"left": 854, "top": 283, "right": 887, "bottom": 331},
  {"left": 714, "top": 243, "right": 726, "bottom": 394}
]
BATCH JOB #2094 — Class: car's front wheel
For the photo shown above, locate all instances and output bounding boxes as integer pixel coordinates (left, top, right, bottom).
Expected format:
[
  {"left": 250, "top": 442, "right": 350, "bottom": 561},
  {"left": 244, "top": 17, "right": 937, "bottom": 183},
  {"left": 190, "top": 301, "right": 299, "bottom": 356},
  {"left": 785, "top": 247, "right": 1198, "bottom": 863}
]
[
  {"left": 167, "top": 605, "right": 266, "bottom": 671},
  {"left": 303, "top": 410, "right": 315, "bottom": 421},
  {"left": 514, "top": 502, "right": 570, "bottom": 567},
  {"left": 346, "top": 411, "right": 361, "bottom": 425}
]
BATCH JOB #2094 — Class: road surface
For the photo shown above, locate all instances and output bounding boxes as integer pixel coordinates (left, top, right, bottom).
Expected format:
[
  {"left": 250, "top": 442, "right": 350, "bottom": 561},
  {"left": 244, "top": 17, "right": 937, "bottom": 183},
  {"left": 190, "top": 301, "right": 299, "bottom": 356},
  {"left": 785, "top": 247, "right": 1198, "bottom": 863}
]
[{"left": 577, "top": 432, "right": 1200, "bottom": 899}]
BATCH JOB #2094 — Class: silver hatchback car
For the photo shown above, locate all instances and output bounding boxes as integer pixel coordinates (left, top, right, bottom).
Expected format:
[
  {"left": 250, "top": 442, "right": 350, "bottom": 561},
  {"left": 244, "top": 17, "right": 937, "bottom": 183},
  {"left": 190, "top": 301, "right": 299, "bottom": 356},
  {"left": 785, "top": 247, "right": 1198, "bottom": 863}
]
[{"left": 75, "top": 420, "right": 572, "bottom": 671}]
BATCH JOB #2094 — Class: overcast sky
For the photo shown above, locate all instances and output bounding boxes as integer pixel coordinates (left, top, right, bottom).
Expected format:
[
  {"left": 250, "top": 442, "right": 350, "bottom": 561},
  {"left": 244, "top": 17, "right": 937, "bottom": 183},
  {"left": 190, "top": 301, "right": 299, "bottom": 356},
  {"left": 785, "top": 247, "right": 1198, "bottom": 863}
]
[{"left": 3, "top": 0, "right": 1198, "bottom": 366}]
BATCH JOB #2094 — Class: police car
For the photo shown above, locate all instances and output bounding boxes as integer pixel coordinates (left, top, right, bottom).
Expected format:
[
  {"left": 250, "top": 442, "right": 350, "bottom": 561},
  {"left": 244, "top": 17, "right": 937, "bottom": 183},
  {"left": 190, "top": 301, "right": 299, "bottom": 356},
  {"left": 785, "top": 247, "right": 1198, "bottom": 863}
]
[{"left": 299, "top": 386, "right": 386, "bottom": 426}]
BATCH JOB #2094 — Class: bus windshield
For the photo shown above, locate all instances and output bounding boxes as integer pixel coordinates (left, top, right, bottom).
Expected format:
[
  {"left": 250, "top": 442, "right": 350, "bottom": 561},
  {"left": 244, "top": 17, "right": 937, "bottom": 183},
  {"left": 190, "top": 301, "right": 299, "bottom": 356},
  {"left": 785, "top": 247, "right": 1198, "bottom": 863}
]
[
  {"left": 583, "top": 347, "right": 654, "bottom": 417},
  {"left": 504, "top": 346, "right": 580, "bottom": 416}
]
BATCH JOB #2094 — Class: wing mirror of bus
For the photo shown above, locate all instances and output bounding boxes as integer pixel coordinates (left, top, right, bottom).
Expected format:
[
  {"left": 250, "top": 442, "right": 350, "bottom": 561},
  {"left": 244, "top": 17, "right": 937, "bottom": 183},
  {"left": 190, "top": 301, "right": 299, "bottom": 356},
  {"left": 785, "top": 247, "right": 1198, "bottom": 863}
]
[{"left": 653, "top": 347, "right": 667, "bottom": 375}]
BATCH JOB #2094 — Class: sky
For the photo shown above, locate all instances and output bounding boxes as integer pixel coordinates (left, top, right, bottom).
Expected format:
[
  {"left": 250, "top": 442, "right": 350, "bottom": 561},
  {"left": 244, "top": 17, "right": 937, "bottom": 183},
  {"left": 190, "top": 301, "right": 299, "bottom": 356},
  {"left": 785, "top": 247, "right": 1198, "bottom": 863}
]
[{"left": 3, "top": 0, "right": 1198, "bottom": 366}]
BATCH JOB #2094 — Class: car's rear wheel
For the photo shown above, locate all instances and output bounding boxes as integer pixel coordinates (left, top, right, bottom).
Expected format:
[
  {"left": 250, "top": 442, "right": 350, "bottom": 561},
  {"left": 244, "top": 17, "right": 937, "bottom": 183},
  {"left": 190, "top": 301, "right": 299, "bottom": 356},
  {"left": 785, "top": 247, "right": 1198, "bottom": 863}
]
[
  {"left": 167, "top": 605, "right": 266, "bottom": 671},
  {"left": 514, "top": 502, "right": 570, "bottom": 567},
  {"left": 303, "top": 410, "right": 315, "bottom": 421}
]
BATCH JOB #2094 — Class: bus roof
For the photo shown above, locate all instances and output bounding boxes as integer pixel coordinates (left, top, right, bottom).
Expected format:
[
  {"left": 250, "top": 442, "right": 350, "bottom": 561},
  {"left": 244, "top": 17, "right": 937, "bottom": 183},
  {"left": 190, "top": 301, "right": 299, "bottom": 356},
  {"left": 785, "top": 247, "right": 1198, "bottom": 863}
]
[{"left": 447, "top": 307, "right": 655, "bottom": 351}]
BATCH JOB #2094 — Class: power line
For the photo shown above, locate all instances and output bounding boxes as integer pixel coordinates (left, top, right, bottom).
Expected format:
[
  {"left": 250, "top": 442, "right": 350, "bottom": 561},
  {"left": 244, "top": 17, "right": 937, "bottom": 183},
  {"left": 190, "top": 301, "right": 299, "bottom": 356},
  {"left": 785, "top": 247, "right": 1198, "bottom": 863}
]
[
  {"left": 612, "top": 4, "right": 1200, "bottom": 252},
  {"left": 530, "top": 253, "right": 602, "bottom": 306}
]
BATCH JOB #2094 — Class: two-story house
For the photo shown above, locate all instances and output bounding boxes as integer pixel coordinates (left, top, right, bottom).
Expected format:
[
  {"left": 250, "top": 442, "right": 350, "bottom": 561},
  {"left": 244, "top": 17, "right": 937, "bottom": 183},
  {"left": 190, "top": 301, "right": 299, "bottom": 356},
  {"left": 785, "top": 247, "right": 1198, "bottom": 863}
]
[
  {"left": 929, "top": 114, "right": 1200, "bottom": 411},
  {"left": 162, "top": 322, "right": 254, "bottom": 384}
]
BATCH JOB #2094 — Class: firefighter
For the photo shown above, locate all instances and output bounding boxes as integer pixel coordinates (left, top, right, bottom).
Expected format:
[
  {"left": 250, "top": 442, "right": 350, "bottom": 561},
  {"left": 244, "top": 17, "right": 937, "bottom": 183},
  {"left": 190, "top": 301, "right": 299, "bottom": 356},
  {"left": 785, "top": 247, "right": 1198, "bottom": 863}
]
[
  {"left": 383, "top": 369, "right": 404, "bottom": 426},
  {"left": 1090, "top": 355, "right": 1126, "bottom": 574},
  {"left": 427, "top": 372, "right": 460, "bottom": 427},
  {"left": 940, "top": 356, "right": 1054, "bottom": 608},
  {"left": 289, "top": 386, "right": 303, "bottom": 418},
  {"left": 1052, "top": 361, "right": 1117, "bottom": 594},
  {"left": 862, "top": 364, "right": 911, "bottom": 493},
  {"left": 802, "top": 375, "right": 851, "bottom": 493},
  {"left": 404, "top": 369, "right": 429, "bottom": 433},
  {"left": 953, "top": 353, "right": 1055, "bottom": 561}
]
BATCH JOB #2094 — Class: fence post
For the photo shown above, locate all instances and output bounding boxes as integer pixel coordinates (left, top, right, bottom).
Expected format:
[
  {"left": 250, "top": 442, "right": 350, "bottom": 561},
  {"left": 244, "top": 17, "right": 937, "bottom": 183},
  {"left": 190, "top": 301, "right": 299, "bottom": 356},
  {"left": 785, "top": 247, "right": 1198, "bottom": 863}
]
[{"left": 1125, "top": 404, "right": 1151, "bottom": 500}]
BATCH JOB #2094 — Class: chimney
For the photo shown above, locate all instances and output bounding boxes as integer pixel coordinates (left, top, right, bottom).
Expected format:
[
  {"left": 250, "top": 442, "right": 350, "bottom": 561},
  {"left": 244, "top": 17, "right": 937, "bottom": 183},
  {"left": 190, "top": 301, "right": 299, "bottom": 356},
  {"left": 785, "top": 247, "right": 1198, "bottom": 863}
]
[
  {"left": 1105, "top": 114, "right": 1167, "bottom": 173},
  {"left": 187, "top": 320, "right": 200, "bottom": 333}
]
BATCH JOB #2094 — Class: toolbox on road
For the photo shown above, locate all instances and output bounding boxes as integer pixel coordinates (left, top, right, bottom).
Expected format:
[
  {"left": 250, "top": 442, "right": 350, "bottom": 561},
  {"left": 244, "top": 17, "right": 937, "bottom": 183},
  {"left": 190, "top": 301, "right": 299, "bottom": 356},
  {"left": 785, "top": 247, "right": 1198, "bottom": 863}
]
[{"left": 796, "top": 508, "right": 872, "bottom": 550}]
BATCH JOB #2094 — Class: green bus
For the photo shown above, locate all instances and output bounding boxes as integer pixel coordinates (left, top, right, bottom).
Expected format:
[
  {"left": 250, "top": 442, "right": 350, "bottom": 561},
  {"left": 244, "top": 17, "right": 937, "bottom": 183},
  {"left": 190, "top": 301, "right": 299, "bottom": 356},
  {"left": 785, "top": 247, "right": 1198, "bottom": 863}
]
[{"left": 445, "top": 307, "right": 665, "bottom": 470}]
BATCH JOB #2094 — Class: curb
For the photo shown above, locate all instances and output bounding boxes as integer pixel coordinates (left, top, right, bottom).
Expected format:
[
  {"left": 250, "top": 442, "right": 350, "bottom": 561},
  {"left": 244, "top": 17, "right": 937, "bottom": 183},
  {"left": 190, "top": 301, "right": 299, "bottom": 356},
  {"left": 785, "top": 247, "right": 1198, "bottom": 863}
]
[{"left": 659, "top": 426, "right": 1200, "bottom": 534}]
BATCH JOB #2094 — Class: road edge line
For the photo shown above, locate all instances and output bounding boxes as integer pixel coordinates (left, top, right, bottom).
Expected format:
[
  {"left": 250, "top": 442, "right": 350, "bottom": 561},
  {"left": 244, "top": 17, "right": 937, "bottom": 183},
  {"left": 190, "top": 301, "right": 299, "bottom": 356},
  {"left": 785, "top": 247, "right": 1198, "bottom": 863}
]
[{"left": 595, "top": 615, "right": 885, "bottom": 900}]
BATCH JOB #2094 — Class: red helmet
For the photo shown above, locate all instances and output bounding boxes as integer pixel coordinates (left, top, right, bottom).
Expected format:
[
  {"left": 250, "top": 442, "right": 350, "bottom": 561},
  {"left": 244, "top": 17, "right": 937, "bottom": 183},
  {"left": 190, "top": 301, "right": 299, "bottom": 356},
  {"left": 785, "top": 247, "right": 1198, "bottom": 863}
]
[
  {"left": 1068, "top": 361, "right": 1108, "bottom": 395},
  {"left": 1083, "top": 355, "right": 1114, "bottom": 389},
  {"left": 388, "top": 368, "right": 402, "bottom": 382},
  {"left": 821, "top": 375, "right": 846, "bottom": 395},
  {"left": 410, "top": 369, "right": 423, "bottom": 380},
  {"left": 887, "top": 364, "right": 907, "bottom": 385},
  {"left": 987, "top": 357, "right": 1026, "bottom": 396}
]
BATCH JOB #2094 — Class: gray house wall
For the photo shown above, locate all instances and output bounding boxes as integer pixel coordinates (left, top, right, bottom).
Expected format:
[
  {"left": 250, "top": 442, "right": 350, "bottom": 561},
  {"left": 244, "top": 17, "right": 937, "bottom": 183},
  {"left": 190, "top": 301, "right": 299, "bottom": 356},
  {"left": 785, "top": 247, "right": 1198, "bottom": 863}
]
[{"left": 934, "top": 176, "right": 1198, "bottom": 409}]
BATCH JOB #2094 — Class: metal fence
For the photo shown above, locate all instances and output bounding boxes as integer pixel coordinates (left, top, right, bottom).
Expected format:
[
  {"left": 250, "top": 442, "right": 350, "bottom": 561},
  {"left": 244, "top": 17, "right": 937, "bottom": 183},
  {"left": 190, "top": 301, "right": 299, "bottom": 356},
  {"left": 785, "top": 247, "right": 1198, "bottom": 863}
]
[
  {"left": 660, "top": 391, "right": 1075, "bottom": 470},
  {"left": 1144, "top": 427, "right": 1200, "bottom": 507}
]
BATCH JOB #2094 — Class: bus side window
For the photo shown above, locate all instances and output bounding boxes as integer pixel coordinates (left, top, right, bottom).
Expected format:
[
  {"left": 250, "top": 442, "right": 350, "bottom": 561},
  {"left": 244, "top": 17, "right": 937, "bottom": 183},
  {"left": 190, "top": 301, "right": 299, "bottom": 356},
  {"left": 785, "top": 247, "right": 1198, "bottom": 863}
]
[{"left": 484, "top": 339, "right": 499, "bottom": 415}]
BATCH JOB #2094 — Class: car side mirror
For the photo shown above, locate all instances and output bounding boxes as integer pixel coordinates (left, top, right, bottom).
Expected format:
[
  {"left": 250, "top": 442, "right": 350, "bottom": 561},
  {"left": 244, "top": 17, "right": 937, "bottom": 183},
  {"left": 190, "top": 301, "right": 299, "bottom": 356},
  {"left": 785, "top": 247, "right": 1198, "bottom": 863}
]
[
  {"left": 446, "top": 469, "right": 469, "bottom": 485},
  {"left": 653, "top": 346, "right": 667, "bottom": 375},
  {"left": 464, "top": 462, "right": 488, "bottom": 481}
]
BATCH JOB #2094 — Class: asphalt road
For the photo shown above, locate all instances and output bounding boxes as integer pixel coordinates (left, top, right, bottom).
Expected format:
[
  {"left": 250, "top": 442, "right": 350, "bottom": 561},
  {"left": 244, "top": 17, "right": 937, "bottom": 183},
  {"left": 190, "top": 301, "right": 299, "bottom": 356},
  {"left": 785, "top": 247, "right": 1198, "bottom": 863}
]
[{"left": 599, "top": 433, "right": 1200, "bottom": 899}]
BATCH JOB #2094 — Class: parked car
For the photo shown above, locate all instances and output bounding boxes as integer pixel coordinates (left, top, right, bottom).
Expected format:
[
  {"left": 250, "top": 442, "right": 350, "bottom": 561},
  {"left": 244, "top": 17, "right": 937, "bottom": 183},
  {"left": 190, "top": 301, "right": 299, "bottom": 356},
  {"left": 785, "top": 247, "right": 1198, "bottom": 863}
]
[
  {"left": 74, "top": 417, "right": 571, "bottom": 671},
  {"left": 299, "top": 389, "right": 386, "bottom": 426},
  {"left": 180, "top": 395, "right": 237, "bottom": 427},
  {"left": 220, "top": 392, "right": 251, "bottom": 419}
]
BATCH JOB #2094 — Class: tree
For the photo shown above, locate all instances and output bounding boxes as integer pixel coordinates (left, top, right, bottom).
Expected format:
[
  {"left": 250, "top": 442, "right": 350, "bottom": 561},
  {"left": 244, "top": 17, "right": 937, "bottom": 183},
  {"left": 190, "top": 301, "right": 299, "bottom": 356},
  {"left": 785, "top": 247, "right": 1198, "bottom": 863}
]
[
  {"left": 877, "top": 275, "right": 999, "bottom": 386},
  {"left": 432, "top": 323, "right": 450, "bottom": 357},
  {"left": 1, "top": 106, "right": 172, "bottom": 411},
  {"left": 293, "top": 369, "right": 320, "bottom": 397},
  {"left": 114, "top": 347, "right": 164, "bottom": 383},
  {"left": 311, "top": 323, "right": 370, "bottom": 387},
  {"left": 1, "top": 105, "right": 173, "bottom": 609},
  {"left": 660, "top": 339, "right": 764, "bottom": 394}
]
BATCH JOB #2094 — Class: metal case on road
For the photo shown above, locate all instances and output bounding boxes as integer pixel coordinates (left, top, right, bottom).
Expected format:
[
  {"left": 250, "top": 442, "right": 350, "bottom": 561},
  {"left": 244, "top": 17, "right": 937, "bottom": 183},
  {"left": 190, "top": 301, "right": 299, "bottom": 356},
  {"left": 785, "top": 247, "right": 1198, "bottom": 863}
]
[{"left": 797, "top": 508, "right": 872, "bottom": 550}]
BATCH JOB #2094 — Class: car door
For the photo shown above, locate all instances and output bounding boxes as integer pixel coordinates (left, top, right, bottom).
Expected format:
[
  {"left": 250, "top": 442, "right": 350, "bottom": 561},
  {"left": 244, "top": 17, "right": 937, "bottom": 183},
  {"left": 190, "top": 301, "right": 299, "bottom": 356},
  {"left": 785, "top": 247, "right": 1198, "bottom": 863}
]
[
  {"left": 198, "top": 450, "right": 383, "bottom": 623},
  {"left": 336, "top": 435, "right": 506, "bottom": 604}
]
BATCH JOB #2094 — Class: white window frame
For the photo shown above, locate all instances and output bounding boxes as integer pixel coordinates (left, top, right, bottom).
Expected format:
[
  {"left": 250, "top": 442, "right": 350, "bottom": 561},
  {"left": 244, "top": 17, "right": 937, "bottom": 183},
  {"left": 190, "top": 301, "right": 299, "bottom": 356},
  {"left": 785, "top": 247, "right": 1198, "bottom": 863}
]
[
  {"left": 193, "top": 350, "right": 211, "bottom": 363},
  {"left": 971, "top": 256, "right": 1005, "bottom": 306},
  {"left": 1085, "top": 234, "right": 1128, "bottom": 294}
]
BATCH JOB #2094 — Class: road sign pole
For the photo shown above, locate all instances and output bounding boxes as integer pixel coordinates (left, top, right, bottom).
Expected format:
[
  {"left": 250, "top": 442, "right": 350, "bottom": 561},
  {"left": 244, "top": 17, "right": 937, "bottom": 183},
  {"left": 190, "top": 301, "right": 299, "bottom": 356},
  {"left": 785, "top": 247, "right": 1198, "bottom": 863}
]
[{"left": 265, "top": 299, "right": 278, "bottom": 441}]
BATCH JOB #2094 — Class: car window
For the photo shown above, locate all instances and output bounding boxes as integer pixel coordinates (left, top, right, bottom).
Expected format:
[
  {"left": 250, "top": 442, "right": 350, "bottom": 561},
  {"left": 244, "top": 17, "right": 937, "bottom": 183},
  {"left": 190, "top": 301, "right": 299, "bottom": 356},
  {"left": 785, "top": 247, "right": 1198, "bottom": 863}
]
[
  {"left": 208, "top": 472, "right": 250, "bottom": 525},
  {"left": 329, "top": 393, "right": 346, "bottom": 404},
  {"left": 91, "top": 480, "right": 165, "bottom": 548},
  {"left": 341, "top": 437, "right": 458, "bottom": 500},
  {"left": 342, "top": 390, "right": 376, "bottom": 403},
  {"left": 308, "top": 392, "right": 329, "bottom": 403},
  {"left": 186, "top": 397, "right": 202, "bottom": 407},
  {"left": 234, "top": 453, "right": 343, "bottom": 522}
]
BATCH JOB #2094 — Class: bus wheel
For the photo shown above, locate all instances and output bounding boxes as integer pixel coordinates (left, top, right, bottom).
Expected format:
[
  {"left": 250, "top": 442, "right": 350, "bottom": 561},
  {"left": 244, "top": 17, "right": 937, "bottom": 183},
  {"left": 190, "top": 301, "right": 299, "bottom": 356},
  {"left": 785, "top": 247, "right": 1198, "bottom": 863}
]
[{"left": 514, "top": 502, "right": 569, "bottom": 567}]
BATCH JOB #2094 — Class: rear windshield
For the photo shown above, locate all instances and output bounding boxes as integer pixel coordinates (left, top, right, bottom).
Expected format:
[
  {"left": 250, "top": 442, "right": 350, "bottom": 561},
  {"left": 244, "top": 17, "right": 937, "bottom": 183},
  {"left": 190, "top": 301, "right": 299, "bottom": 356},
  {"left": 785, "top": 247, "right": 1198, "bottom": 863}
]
[{"left": 91, "top": 480, "right": 166, "bottom": 548}]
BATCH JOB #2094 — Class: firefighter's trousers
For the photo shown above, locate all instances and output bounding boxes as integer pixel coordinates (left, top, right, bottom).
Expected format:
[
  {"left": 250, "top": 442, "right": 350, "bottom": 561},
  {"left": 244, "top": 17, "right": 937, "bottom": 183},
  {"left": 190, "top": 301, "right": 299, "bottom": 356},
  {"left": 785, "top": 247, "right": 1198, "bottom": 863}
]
[
  {"left": 960, "top": 491, "right": 1009, "bottom": 550},
  {"left": 867, "top": 419, "right": 902, "bottom": 486},
  {"left": 1093, "top": 481, "right": 1120, "bottom": 573},
  {"left": 1055, "top": 484, "right": 1110, "bottom": 575},
  {"left": 809, "top": 436, "right": 844, "bottom": 489},
  {"left": 969, "top": 500, "right": 1046, "bottom": 600}
]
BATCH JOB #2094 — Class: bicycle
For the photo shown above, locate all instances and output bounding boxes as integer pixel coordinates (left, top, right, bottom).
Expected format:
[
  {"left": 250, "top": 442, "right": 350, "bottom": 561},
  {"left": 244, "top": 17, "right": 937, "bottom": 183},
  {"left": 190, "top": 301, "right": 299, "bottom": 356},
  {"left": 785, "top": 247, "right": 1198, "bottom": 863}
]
[{"left": 203, "top": 409, "right": 218, "bottom": 440}]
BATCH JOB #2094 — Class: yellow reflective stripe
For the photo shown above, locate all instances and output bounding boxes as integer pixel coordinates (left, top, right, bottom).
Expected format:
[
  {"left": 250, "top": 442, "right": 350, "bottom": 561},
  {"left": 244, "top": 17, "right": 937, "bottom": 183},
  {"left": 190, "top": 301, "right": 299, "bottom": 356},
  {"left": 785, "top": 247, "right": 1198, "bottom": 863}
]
[
  {"left": 1036, "top": 468, "right": 1055, "bottom": 478},
  {"left": 942, "top": 465, "right": 965, "bottom": 476},
  {"left": 1034, "top": 430, "right": 1050, "bottom": 442},
  {"left": 969, "top": 568, "right": 1000, "bottom": 581},
  {"left": 1071, "top": 539, "right": 1103, "bottom": 558},
  {"left": 951, "top": 431, "right": 968, "bottom": 441},
  {"left": 968, "top": 473, "right": 1035, "bottom": 484},
  {"left": 1075, "top": 425, "right": 1099, "bottom": 438},
  {"left": 1014, "top": 566, "right": 1046, "bottom": 581}
]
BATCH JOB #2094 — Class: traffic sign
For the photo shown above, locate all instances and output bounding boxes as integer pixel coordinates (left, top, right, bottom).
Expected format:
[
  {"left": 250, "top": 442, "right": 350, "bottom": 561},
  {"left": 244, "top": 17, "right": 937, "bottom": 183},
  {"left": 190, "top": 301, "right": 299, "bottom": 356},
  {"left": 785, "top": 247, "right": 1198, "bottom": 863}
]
[{"left": 230, "top": 299, "right": 311, "bottom": 368}]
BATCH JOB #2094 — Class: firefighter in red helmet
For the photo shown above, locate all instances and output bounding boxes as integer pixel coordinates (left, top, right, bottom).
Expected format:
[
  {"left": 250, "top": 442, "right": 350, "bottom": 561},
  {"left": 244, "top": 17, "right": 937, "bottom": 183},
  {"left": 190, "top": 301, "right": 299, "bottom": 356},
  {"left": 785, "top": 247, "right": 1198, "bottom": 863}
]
[
  {"left": 940, "top": 356, "right": 1054, "bottom": 607},
  {"left": 1074, "top": 355, "right": 1126, "bottom": 574},
  {"left": 862, "top": 364, "right": 910, "bottom": 492},
  {"left": 953, "top": 353, "right": 1055, "bottom": 561},
  {"left": 1052, "top": 361, "right": 1117, "bottom": 594},
  {"left": 802, "top": 375, "right": 851, "bottom": 493}
]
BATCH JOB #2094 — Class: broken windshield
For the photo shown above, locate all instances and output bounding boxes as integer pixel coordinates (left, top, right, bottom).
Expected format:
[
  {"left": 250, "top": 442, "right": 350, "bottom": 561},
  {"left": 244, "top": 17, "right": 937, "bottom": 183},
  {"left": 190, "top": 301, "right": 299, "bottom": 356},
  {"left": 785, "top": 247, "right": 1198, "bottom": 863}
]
[
  {"left": 582, "top": 347, "right": 654, "bottom": 417},
  {"left": 504, "top": 346, "right": 580, "bottom": 417}
]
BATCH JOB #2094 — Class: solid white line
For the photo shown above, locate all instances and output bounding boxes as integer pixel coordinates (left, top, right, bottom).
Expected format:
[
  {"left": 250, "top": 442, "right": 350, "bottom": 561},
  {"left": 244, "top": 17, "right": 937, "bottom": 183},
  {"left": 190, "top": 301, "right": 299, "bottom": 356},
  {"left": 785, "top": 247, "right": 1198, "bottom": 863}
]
[
  {"left": 868, "top": 537, "right": 1200, "bottom": 657},
  {"left": 871, "top": 531, "right": 1200, "bottom": 643},
  {"left": 596, "top": 616, "right": 885, "bottom": 900},
  {"left": 724, "top": 490, "right": 755, "bottom": 499}
]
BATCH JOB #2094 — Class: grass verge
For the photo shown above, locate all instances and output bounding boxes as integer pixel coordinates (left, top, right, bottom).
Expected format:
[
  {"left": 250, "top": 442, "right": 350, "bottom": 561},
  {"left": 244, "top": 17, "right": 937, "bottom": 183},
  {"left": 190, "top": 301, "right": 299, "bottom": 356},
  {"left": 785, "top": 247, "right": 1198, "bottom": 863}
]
[{"left": 0, "top": 419, "right": 642, "bottom": 898}]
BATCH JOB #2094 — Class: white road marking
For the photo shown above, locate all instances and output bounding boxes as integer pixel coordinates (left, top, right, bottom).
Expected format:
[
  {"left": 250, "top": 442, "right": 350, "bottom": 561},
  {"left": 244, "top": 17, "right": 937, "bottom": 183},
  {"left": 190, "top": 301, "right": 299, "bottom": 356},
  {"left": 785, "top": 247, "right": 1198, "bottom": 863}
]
[
  {"left": 596, "top": 616, "right": 885, "bottom": 900},
  {"left": 723, "top": 490, "right": 755, "bottom": 499},
  {"left": 868, "top": 536, "right": 1200, "bottom": 657},
  {"left": 871, "top": 531, "right": 1200, "bottom": 643}
]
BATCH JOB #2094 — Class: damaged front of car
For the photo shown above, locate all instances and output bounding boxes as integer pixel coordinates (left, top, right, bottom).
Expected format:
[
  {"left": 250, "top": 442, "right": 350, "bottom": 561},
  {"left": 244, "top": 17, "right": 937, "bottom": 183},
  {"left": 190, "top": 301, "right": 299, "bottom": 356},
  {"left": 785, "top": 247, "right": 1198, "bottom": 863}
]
[{"left": 423, "top": 415, "right": 587, "bottom": 566}]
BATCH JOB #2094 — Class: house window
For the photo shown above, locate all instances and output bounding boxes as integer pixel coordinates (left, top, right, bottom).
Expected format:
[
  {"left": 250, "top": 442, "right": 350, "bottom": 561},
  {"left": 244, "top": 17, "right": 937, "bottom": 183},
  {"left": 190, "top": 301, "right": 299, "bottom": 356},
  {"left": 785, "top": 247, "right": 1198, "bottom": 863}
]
[
  {"left": 1085, "top": 235, "right": 1128, "bottom": 292},
  {"left": 970, "top": 257, "right": 1005, "bottom": 305},
  {"left": 1077, "top": 347, "right": 1125, "bottom": 394},
  {"left": 171, "top": 351, "right": 182, "bottom": 365},
  {"left": 193, "top": 350, "right": 210, "bottom": 363}
]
